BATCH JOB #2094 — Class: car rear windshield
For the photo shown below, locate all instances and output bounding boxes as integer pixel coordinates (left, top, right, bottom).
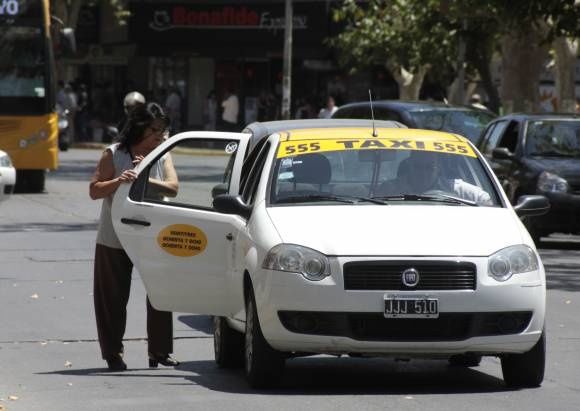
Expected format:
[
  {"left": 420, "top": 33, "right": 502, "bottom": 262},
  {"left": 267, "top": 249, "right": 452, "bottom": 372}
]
[
  {"left": 409, "top": 110, "right": 495, "bottom": 144},
  {"left": 525, "top": 119, "right": 580, "bottom": 157},
  {"left": 270, "top": 139, "right": 500, "bottom": 207}
]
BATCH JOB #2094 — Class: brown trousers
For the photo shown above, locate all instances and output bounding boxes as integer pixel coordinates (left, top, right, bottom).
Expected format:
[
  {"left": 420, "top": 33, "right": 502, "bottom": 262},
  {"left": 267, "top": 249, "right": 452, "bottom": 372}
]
[{"left": 94, "top": 244, "right": 173, "bottom": 360}]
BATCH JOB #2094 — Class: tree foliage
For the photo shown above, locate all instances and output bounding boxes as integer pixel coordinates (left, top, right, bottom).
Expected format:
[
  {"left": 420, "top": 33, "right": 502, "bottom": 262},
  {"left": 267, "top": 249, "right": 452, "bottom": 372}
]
[{"left": 330, "top": 0, "right": 457, "bottom": 75}]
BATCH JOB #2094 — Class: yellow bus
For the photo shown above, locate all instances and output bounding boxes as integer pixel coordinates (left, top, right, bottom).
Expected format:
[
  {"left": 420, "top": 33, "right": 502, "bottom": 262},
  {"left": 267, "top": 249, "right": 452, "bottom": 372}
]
[{"left": 0, "top": 0, "right": 59, "bottom": 192}]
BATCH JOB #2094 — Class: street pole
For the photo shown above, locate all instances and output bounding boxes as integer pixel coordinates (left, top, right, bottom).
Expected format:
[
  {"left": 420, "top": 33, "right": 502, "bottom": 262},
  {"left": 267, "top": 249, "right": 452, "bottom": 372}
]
[{"left": 282, "top": 0, "right": 293, "bottom": 120}]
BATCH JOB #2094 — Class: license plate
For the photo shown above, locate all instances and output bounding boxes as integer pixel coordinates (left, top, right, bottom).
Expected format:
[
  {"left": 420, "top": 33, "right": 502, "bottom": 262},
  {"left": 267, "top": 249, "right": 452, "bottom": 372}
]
[{"left": 384, "top": 295, "right": 439, "bottom": 318}]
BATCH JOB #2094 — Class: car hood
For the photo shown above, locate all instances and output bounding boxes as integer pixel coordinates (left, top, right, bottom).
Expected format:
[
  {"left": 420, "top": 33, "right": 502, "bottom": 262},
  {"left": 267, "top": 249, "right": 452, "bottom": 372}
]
[
  {"left": 266, "top": 205, "right": 523, "bottom": 256},
  {"left": 525, "top": 157, "right": 580, "bottom": 179}
]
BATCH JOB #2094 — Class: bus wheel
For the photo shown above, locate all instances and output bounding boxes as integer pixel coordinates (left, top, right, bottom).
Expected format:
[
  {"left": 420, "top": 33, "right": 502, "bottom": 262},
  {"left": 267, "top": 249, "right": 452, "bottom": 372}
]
[{"left": 15, "top": 170, "right": 46, "bottom": 193}]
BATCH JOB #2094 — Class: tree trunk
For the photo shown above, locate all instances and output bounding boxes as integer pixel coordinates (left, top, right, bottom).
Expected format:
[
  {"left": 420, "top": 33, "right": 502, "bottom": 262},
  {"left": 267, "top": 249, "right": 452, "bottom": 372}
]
[
  {"left": 500, "top": 28, "right": 549, "bottom": 113},
  {"left": 553, "top": 37, "right": 578, "bottom": 113},
  {"left": 386, "top": 62, "right": 429, "bottom": 100},
  {"left": 473, "top": 49, "right": 501, "bottom": 114}
]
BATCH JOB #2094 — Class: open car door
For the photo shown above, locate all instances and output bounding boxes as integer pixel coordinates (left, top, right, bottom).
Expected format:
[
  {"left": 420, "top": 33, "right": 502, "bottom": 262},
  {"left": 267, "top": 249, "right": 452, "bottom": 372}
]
[{"left": 112, "top": 131, "right": 250, "bottom": 315}]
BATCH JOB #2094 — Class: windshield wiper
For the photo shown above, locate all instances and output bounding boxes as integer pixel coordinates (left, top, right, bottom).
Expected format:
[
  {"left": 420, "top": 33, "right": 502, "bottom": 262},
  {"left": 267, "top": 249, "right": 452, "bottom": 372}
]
[
  {"left": 372, "top": 193, "right": 478, "bottom": 206},
  {"left": 276, "top": 194, "right": 387, "bottom": 205}
]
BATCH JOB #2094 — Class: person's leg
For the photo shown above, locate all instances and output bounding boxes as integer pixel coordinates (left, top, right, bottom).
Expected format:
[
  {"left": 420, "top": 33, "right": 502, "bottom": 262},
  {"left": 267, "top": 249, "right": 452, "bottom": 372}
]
[
  {"left": 93, "top": 244, "right": 132, "bottom": 361},
  {"left": 146, "top": 297, "right": 177, "bottom": 366},
  {"left": 146, "top": 297, "right": 173, "bottom": 355}
]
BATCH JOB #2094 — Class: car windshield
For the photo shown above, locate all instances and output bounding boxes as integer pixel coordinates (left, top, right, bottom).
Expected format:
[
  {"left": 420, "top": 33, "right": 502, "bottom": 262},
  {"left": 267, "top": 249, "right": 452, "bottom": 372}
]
[
  {"left": 525, "top": 120, "right": 580, "bottom": 157},
  {"left": 409, "top": 109, "right": 495, "bottom": 144},
  {"left": 270, "top": 136, "right": 500, "bottom": 207}
]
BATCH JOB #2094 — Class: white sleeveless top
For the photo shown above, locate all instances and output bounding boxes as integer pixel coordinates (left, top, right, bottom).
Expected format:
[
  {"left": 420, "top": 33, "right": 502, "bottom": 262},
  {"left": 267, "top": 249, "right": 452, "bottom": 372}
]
[{"left": 96, "top": 143, "right": 165, "bottom": 249}]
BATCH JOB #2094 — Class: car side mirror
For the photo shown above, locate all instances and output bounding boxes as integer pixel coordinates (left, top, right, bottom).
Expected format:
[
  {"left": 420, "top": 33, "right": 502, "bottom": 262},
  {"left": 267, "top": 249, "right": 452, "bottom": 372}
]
[
  {"left": 211, "top": 183, "right": 229, "bottom": 199},
  {"left": 513, "top": 195, "right": 550, "bottom": 217},
  {"left": 213, "top": 194, "right": 251, "bottom": 219},
  {"left": 492, "top": 147, "right": 514, "bottom": 160}
]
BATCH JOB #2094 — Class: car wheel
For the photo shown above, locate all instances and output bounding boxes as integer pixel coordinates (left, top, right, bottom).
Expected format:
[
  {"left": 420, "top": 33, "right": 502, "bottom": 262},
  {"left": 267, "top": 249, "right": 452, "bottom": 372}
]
[
  {"left": 501, "top": 330, "right": 545, "bottom": 388},
  {"left": 448, "top": 353, "right": 482, "bottom": 367},
  {"left": 15, "top": 170, "right": 45, "bottom": 193},
  {"left": 245, "top": 288, "right": 285, "bottom": 388},
  {"left": 214, "top": 316, "right": 244, "bottom": 368}
]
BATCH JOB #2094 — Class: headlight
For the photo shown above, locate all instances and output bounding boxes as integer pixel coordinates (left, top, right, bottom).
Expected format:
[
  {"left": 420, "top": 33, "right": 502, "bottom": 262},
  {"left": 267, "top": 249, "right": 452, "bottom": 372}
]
[
  {"left": 0, "top": 154, "right": 12, "bottom": 167},
  {"left": 537, "top": 171, "right": 568, "bottom": 193},
  {"left": 488, "top": 245, "right": 538, "bottom": 282},
  {"left": 262, "top": 244, "right": 330, "bottom": 281}
]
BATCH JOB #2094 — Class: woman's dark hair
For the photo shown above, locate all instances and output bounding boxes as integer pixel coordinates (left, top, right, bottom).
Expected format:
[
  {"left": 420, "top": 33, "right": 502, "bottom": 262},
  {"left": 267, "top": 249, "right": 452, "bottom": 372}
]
[{"left": 118, "top": 102, "right": 169, "bottom": 150}]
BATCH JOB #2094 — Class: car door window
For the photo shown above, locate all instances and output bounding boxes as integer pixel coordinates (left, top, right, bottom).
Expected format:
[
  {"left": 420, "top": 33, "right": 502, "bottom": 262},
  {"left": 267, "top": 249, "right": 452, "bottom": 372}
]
[
  {"left": 132, "top": 138, "right": 241, "bottom": 210},
  {"left": 375, "top": 108, "right": 402, "bottom": 122},
  {"left": 242, "top": 142, "right": 271, "bottom": 206},
  {"left": 497, "top": 121, "right": 520, "bottom": 153},
  {"left": 481, "top": 121, "right": 508, "bottom": 156}
]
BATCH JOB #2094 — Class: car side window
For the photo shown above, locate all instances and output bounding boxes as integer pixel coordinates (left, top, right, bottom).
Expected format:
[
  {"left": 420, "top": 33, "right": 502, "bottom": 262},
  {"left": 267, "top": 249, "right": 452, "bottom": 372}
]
[
  {"left": 375, "top": 108, "right": 402, "bottom": 122},
  {"left": 497, "top": 121, "right": 520, "bottom": 153},
  {"left": 242, "top": 142, "right": 271, "bottom": 206},
  {"left": 131, "top": 138, "right": 241, "bottom": 210},
  {"left": 481, "top": 121, "right": 508, "bottom": 156}
]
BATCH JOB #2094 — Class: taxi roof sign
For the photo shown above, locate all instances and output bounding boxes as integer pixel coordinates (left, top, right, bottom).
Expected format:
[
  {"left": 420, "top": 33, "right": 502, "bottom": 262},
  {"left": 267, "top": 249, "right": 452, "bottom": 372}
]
[{"left": 277, "top": 128, "right": 476, "bottom": 159}]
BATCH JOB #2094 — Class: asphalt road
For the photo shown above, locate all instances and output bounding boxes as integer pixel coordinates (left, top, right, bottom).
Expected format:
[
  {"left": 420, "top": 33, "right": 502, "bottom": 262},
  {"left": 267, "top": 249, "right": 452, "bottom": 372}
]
[{"left": 0, "top": 148, "right": 579, "bottom": 411}]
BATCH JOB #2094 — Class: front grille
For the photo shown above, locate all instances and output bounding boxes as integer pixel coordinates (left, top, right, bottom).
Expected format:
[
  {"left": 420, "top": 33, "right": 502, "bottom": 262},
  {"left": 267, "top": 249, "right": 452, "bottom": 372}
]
[
  {"left": 344, "top": 261, "right": 476, "bottom": 291},
  {"left": 278, "top": 311, "right": 533, "bottom": 341}
]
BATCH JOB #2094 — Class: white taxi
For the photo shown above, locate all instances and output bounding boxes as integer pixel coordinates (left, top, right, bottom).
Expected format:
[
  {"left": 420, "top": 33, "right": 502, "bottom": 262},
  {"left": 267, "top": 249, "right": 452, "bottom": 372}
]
[
  {"left": 112, "top": 124, "right": 549, "bottom": 389},
  {"left": 0, "top": 149, "right": 16, "bottom": 202}
]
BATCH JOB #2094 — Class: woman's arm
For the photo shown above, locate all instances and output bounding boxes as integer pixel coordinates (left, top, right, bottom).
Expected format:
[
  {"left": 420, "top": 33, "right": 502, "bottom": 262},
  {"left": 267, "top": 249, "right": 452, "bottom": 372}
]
[
  {"left": 89, "top": 149, "right": 137, "bottom": 200},
  {"left": 147, "top": 154, "right": 179, "bottom": 198}
]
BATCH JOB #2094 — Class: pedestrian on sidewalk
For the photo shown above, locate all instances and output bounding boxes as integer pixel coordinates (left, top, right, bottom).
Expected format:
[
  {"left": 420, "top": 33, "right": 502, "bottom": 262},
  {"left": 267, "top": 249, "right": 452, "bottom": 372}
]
[{"left": 89, "top": 102, "right": 179, "bottom": 371}]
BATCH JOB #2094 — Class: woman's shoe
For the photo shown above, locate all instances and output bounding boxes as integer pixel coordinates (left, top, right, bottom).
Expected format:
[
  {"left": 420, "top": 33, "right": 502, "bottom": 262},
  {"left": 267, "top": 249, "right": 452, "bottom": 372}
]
[
  {"left": 148, "top": 353, "right": 180, "bottom": 368},
  {"left": 106, "top": 356, "right": 127, "bottom": 371}
]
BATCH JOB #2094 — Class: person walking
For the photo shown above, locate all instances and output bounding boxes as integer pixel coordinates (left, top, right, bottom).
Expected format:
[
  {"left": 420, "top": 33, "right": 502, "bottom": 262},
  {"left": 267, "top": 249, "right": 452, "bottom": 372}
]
[
  {"left": 116, "top": 91, "right": 146, "bottom": 137},
  {"left": 318, "top": 95, "right": 338, "bottom": 119},
  {"left": 203, "top": 89, "right": 217, "bottom": 130},
  {"left": 89, "top": 102, "right": 179, "bottom": 371},
  {"left": 220, "top": 87, "right": 239, "bottom": 131},
  {"left": 165, "top": 87, "right": 182, "bottom": 134}
]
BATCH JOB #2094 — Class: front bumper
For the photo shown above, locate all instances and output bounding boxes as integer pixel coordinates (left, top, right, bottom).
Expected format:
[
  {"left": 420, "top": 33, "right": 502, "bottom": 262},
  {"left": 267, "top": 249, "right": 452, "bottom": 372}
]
[{"left": 252, "top": 256, "right": 545, "bottom": 356}]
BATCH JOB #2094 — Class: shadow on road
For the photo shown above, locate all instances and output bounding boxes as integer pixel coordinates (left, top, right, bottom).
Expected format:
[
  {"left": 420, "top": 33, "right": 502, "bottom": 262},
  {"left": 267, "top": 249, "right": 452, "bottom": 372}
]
[
  {"left": 39, "top": 356, "right": 512, "bottom": 395},
  {"left": 177, "top": 315, "right": 213, "bottom": 335}
]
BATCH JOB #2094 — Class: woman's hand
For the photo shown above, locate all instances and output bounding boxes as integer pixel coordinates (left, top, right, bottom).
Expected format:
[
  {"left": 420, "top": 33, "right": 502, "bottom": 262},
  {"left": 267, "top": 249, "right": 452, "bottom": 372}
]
[
  {"left": 118, "top": 169, "right": 137, "bottom": 183},
  {"left": 132, "top": 154, "right": 145, "bottom": 167}
]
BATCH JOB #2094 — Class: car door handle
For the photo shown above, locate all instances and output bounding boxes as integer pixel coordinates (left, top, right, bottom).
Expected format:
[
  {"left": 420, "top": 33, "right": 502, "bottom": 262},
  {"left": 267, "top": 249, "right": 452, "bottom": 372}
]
[
  {"left": 226, "top": 233, "right": 233, "bottom": 241},
  {"left": 121, "top": 218, "right": 151, "bottom": 227}
]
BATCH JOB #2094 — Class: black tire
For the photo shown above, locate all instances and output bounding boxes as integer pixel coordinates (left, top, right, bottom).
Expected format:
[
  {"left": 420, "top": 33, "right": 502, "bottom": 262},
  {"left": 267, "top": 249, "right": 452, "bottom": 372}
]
[
  {"left": 245, "top": 288, "right": 285, "bottom": 388},
  {"left": 448, "top": 354, "right": 482, "bottom": 367},
  {"left": 214, "top": 316, "right": 244, "bottom": 368},
  {"left": 501, "top": 330, "right": 546, "bottom": 388},
  {"left": 15, "top": 169, "right": 45, "bottom": 193}
]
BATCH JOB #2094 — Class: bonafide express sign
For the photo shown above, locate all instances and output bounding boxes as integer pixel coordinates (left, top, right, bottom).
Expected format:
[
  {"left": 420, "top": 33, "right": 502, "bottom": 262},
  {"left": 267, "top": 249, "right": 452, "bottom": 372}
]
[
  {"left": 149, "top": 5, "right": 308, "bottom": 32},
  {"left": 129, "top": 2, "right": 328, "bottom": 48}
]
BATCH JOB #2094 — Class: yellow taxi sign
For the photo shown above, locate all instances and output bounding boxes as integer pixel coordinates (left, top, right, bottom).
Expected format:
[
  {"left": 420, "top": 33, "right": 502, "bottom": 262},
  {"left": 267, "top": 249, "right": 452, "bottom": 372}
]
[{"left": 276, "top": 128, "right": 476, "bottom": 158}]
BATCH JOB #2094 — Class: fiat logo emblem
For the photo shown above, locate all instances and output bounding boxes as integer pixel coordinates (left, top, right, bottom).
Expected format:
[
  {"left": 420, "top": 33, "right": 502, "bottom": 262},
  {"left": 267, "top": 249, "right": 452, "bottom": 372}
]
[{"left": 402, "top": 268, "right": 420, "bottom": 287}]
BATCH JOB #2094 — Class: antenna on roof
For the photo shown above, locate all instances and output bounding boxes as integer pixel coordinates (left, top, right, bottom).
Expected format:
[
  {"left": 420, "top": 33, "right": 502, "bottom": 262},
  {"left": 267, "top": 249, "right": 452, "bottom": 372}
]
[{"left": 369, "top": 89, "right": 378, "bottom": 137}]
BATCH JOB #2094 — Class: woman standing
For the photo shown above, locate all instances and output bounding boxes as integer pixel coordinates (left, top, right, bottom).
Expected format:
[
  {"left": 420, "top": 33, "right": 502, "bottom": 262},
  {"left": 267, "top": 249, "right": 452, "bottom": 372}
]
[{"left": 89, "top": 102, "right": 179, "bottom": 371}]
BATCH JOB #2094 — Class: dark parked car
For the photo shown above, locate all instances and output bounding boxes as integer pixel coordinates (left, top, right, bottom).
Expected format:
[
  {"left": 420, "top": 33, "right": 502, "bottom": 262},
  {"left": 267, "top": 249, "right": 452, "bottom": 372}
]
[
  {"left": 332, "top": 100, "right": 496, "bottom": 145},
  {"left": 478, "top": 113, "right": 580, "bottom": 243}
]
